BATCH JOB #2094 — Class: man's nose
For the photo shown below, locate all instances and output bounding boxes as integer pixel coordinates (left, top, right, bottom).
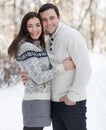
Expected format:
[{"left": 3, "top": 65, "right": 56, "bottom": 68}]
[{"left": 47, "top": 20, "right": 52, "bottom": 25}]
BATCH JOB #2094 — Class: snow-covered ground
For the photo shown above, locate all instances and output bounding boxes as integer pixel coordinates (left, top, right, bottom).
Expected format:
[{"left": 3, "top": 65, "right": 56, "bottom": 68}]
[
  {"left": 87, "top": 53, "right": 106, "bottom": 130},
  {"left": 0, "top": 52, "right": 106, "bottom": 130}
]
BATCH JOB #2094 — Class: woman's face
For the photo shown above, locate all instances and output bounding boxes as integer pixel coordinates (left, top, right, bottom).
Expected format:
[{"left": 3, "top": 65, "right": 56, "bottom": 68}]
[{"left": 27, "top": 17, "right": 42, "bottom": 40}]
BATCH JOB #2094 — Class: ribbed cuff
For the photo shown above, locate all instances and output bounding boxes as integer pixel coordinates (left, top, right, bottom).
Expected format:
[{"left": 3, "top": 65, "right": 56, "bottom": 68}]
[
  {"left": 56, "top": 64, "right": 65, "bottom": 74},
  {"left": 67, "top": 91, "right": 80, "bottom": 102}
]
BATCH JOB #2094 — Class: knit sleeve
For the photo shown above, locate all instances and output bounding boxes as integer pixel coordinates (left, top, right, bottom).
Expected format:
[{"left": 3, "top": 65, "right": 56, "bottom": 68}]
[
  {"left": 18, "top": 42, "right": 64, "bottom": 85},
  {"left": 66, "top": 30, "right": 92, "bottom": 102}
]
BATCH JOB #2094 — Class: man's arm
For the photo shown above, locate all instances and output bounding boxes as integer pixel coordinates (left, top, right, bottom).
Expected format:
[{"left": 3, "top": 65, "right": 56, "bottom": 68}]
[{"left": 66, "top": 31, "right": 92, "bottom": 102}]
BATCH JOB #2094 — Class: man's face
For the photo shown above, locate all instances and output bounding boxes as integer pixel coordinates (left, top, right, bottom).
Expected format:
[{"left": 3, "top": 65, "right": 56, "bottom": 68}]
[{"left": 40, "top": 9, "right": 60, "bottom": 35}]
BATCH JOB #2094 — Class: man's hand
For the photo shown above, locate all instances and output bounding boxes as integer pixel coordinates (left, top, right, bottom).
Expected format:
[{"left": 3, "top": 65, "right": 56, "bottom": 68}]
[
  {"left": 63, "top": 57, "right": 76, "bottom": 70},
  {"left": 60, "top": 95, "right": 76, "bottom": 106},
  {"left": 18, "top": 67, "right": 28, "bottom": 85}
]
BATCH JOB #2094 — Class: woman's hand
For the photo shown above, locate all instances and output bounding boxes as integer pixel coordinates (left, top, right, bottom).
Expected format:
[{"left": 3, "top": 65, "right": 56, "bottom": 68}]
[
  {"left": 63, "top": 57, "right": 76, "bottom": 70},
  {"left": 18, "top": 67, "right": 28, "bottom": 85}
]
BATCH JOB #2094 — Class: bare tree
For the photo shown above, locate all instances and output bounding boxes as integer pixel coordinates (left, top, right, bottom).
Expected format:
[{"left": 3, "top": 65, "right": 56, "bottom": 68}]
[
  {"left": 77, "top": 0, "right": 93, "bottom": 30},
  {"left": 0, "top": 0, "right": 12, "bottom": 7},
  {"left": 13, "top": 0, "right": 17, "bottom": 37},
  {"left": 89, "top": 0, "right": 97, "bottom": 50}
]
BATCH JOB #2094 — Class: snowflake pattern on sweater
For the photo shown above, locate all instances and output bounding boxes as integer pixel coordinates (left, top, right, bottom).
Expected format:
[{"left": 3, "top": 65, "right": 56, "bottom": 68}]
[{"left": 17, "top": 40, "right": 58, "bottom": 100}]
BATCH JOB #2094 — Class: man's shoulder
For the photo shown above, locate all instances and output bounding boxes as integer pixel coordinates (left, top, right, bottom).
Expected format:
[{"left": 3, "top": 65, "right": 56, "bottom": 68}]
[{"left": 60, "top": 22, "right": 78, "bottom": 34}]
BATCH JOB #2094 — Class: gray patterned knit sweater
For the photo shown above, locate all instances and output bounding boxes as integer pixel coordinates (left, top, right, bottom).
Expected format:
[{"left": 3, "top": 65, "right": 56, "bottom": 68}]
[{"left": 17, "top": 40, "right": 65, "bottom": 101}]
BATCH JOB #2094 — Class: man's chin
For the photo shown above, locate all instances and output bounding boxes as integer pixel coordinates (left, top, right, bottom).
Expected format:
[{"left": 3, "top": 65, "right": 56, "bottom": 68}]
[{"left": 44, "top": 30, "right": 53, "bottom": 35}]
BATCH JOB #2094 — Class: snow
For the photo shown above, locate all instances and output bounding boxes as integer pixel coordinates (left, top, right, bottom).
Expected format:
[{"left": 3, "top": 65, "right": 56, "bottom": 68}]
[
  {"left": 0, "top": 52, "right": 106, "bottom": 130},
  {"left": 86, "top": 53, "right": 106, "bottom": 130}
]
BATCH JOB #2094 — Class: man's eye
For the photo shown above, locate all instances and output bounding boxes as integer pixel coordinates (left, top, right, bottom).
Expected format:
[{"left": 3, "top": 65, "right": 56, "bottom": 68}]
[
  {"left": 42, "top": 19, "right": 46, "bottom": 22},
  {"left": 50, "top": 17, "right": 55, "bottom": 20}
]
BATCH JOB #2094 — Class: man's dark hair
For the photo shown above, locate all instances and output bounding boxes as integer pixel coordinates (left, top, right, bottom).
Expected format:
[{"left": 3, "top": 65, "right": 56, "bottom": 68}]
[{"left": 38, "top": 3, "right": 60, "bottom": 16}]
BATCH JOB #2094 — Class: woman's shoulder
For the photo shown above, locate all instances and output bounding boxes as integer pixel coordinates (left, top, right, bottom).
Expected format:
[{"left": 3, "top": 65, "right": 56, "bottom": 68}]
[
  {"left": 18, "top": 41, "right": 38, "bottom": 56},
  {"left": 19, "top": 41, "right": 39, "bottom": 51},
  {"left": 19, "top": 40, "right": 33, "bottom": 48}
]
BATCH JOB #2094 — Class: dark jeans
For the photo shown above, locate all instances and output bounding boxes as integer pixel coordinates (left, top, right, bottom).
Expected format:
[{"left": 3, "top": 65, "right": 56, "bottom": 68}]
[
  {"left": 51, "top": 100, "right": 87, "bottom": 130},
  {"left": 23, "top": 126, "right": 43, "bottom": 130}
]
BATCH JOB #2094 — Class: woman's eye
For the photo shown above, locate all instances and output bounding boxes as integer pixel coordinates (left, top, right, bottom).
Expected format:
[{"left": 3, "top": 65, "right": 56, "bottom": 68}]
[
  {"left": 27, "top": 26, "right": 32, "bottom": 28},
  {"left": 36, "top": 24, "right": 41, "bottom": 27}
]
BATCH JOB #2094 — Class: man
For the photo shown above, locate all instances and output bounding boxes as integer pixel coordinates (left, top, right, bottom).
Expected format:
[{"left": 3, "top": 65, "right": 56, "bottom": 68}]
[{"left": 38, "top": 3, "right": 92, "bottom": 130}]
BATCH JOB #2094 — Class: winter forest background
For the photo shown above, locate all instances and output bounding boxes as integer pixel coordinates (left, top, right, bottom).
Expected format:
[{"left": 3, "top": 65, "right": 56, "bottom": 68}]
[
  {"left": 0, "top": 0, "right": 106, "bottom": 87},
  {"left": 0, "top": 0, "right": 106, "bottom": 130}
]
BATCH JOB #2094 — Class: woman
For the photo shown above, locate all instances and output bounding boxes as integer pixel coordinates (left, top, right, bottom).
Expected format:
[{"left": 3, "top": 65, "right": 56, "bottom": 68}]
[{"left": 8, "top": 12, "right": 75, "bottom": 130}]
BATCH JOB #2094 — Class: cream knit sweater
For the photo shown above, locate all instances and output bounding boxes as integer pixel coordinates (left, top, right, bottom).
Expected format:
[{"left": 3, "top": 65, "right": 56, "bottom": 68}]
[{"left": 46, "top": 22, "right": 92, "bottom": 102}]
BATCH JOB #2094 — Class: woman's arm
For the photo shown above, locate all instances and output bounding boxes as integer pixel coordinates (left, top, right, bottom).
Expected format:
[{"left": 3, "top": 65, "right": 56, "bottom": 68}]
[
  {"left": 18, "top": 42, "right": 76, "bottom": 85},
  {"left": 18, "top": 42, "right": 75, "bottom": 85}
]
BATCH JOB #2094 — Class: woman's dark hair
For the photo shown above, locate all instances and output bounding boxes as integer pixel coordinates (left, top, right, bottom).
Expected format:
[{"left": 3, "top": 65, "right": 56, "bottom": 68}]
[
  {"left": 38, "top": 3, "right": 60, "bottom": 17},
  {"left": 8, "top": 12, "right": 45, "bottom": 59}
]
